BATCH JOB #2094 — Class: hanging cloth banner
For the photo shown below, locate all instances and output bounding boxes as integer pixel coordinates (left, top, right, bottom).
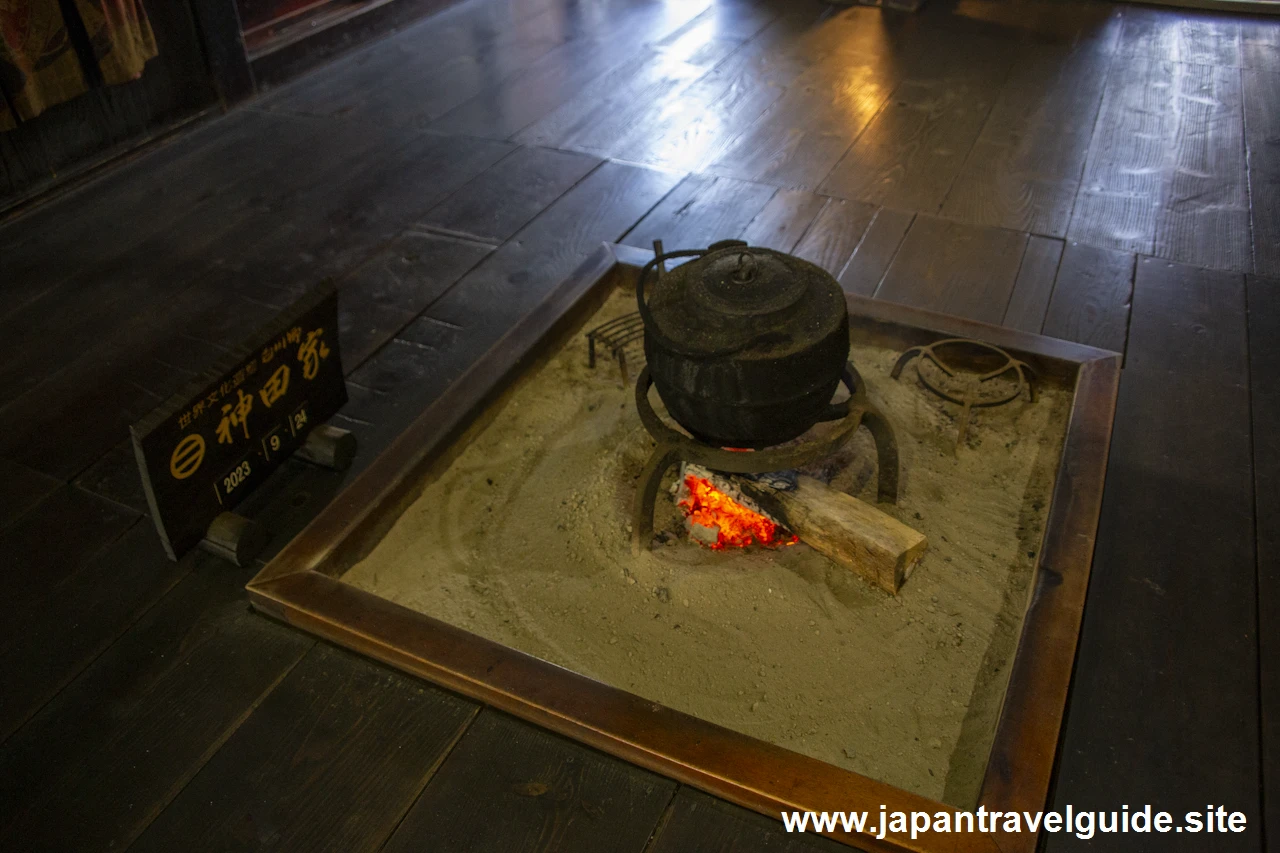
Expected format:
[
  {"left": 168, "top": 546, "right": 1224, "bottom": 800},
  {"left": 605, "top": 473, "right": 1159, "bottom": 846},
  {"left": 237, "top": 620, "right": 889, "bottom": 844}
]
[{"left": 0, "top": 0, "right": 157, "bottom": 128}]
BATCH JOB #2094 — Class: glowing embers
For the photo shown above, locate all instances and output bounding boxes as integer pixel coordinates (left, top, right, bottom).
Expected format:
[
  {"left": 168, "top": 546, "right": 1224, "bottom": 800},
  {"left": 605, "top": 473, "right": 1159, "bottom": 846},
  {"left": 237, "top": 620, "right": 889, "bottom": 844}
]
[{"left": 675, "top": 469, "right": 797, "bottom": 550}]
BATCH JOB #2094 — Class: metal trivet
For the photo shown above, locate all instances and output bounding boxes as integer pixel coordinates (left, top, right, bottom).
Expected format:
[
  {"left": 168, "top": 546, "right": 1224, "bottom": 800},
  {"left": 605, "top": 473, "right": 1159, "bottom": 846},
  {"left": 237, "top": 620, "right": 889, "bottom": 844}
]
[
  {"left": 631, "top": 362, "right": 900, "bottom": 553},
  {"left": 586, "top": 311, "right": 644, "bottom": 386},
  {"left": 891, "top": 338, "right": 1035, "bottom": 451}
]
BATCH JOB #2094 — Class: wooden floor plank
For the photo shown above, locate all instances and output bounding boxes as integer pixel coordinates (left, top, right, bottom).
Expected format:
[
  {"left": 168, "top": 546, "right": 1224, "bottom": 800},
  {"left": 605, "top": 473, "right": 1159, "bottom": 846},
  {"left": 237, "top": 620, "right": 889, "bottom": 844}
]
[
  {"left": 0, "top": 337, "right": 210, "bottom": 483},
  {"left": 131, "top": 644, "right": 477, "bottom": 853},
  {"left": 182, "top": 131, "right": 516, "bottom": 314},
  {"left": 0, "top": 488, "right": 138, "bottom": 665},
  {"left": 875, "top": 216, "right": 1027, "bottom": 323},
  {"left": 1067, "top": 55, "right": 1174, "bottom": 256},
  {"left": 1040, "top": 241, "right": 1134, "bottom": 353},
  {"left": 940, "top": 40, "right": 1111, "bottom": 237},
  {"left": 0, "top": 132, "right": 512, "bottom": 482},
  {"left": 1118, "top": 7, "right": 1242, "bottom": 68},
  {"left": 1045, "top": 258, "right": 1258, "bottom": 852},
  {"left": 264, "top": 0, "right": 565, "bottom": 122},
  {"left": 706, "top": 50, "right": 901, "bottom": 192},
  {"left": 0, "top": 520, "right": 189, "bottom": 747},
  {"left": 338, "top": 231, "right": 494, "bottom": 371},
  {"left": 790, "top": 197, "right": 878, "bottom": 279},
  {"left": 1248, "top": 273, "right": 1280, "bottom": 849},
  {"left": 737, "top": 187, "right": 829, "bottom": 252},
  {"left": 381, "top": 710, "right": 675, "bottom": 853},
  {"left": 0, "top": 109, "right": 292, "bottom": 310},
  {"left": 0, "top": 559, "right": 313, "bottom": 852},
  {"left": 836, "top": 206, "right": 914, "bottom": 297},
  {"left": 1001, "top": 234, "right": 1064, "bottom": 333},
  {"left": 0, "top": 460, "right": 59, "bottom": 534},
  {"left": 817, "top": 33, "right": 1013, "bottom": 211},
  {"left": 429, "top": 1, "right": 713, "bottom": 140},
  {"left": 0, "top": 116, "right": 428, "bottom": 412},
  {"left": 602, "top": 11, "right": 818, "bottom": 173},
  {"left": 75, "top": 440, "right": 152, "bottom": 515},
  {"left": 646, "top": 788, "right": 849, "bottom": 852},
  {"left": 1153, "top": 61, "right": 1251, "bottom": 273},
  {"left": 0, "top": 112, "right": 343, "bottom": 334},
  {"left": 513, "top": 23, "right": 748, "bottom": 154},
  {"left": 623, "top": 173, "right": 778, "bottom": 251},
  {"left": 1242, "top": 18, "right": 1279, "bottom": 69},
  {"left": 420, "top": 146, "right": 601, "bottom": 244},
  {"left": 392, "top": 160, "right": 681, "bottom": 413},
  {"left": 1244, "top": 68, "right": 1280, "bottom": 278}
]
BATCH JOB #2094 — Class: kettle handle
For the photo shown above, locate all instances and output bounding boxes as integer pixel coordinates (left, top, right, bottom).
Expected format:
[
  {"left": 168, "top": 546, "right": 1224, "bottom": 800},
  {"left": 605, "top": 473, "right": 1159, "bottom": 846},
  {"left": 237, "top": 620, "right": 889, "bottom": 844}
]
[{"left": 636, "top": 240, "right": 709, "bottom": 328}]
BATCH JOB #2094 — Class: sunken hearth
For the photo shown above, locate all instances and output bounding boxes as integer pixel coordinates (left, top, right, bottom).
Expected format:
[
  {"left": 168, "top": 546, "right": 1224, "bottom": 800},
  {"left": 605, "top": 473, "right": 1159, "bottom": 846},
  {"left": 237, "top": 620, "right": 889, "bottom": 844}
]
[
  {"left": 249, "top": 244, "right": 1120, "bottom": 852},
  {"left": 339, "top": 246, "right": 1074, "bottom": 807}
]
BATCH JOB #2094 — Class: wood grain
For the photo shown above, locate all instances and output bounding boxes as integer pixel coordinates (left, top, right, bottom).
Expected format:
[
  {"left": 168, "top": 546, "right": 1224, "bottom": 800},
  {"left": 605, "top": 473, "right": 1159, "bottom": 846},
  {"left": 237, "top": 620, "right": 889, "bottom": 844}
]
[
  {"left": 1045, "top": 258, "right": 1258, "bottom": 851},
  {"left": 420, "top": 146, "right": 601, "bottom": 243},
  {"left": 790, "top": 197, "right": 878, "bottom": 278},
  {"left": 1245, "top": 68, "right": 1280, "bottom": 277},
  {"left": 0, "top": 116, "right": 422, "bottom": 410},
  {"left": 0, "top": 132, "right": 511, "bottom": 481},
  {"left": 130, "top": 644, "right": 477, "bottom": 853},
  {"left": 0, "top": 487, "right": 137, "bottom": 642},
  {"left": 622, "top": 174, "right": 778, "bottom": 251},
  {"left": 603, "top": 12, "right": 818, "bottom": 173},
  {"left": 1247, "top": 273, "right": 1280, "bottom": 850},
  {"left": 0, "top": 521, "right": 189, "bottom": 748},
  {"left": 647, "top": 788, "right": 849, "bottom": 853},
  {"left": 429, "top": 1, "right": 712, "bottom": 140},
  {"left": 0, "top": 0, "right": 1275, "bottom": 848},
  {"left": 0, "top": 460, "right": 59, "bottom": 535},
  {"left": 837, "top": 207, "right": 914, "bottom": 297},
  {"left": 338, "top": 231, "right": 494, "bottom": 370},
  {"left": 739, "top": 474, "right": 927, "bottom": 594},
  {"left": 1118, "top": 7, "right": 1242, "bottom": 68},
  {"left": 266, "top": 0, "right": 565, "bottom": 125},
  {"left": 0, "top": 110, "right": 312, "bottom": 321},
  {"left": 0, "top": 560, "right": 313, "bottom": 851},
  {"left": 818, "top": 33, "right": 1013, "bottom": 211},
  {"left": 1242, "top": 18, "right": 1280, "bottom": 69},
  {"left": 737, "top": 188, "right": 829, "bottom": 252},
  {"left": 513, "top": 30, "right": 746, "bottom": 154},
  {"left": 393, "top": 162, "right": 680, "bottom": 412},
  {"left": 1002, "top": 235, "right": 1064, "bottom": 334},
  {"left": 1153, "top": 61, "right": 1250, "bottom": 273},
  {"left": 708, "top": 51, "right": 901, "bottom": 191},
  {"left": 1068, "top": 55, "right": 1173, "bottom": 255},
  {"left": 875, "top": 216, "right": 1027, "bottom": 323},
  {"left": 382, "top": 710, "right": 675, "bottom": 853},
  {"left": 941, "top": 41, "right": 1111, "bottom": 237},
  {"left": 1041, "top": 241, "right": 1134, "bottom": 353}
]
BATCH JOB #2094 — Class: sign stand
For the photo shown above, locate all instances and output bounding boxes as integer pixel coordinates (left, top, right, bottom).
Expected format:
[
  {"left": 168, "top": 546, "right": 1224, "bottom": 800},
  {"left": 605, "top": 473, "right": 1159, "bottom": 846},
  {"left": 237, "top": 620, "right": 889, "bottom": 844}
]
[
  {"left": 132, "top": 285, "right": 352, "bottom": 564},
  {"left": 200, "top": 512, "right": 268, "bottom": 566},
  {"left": 295, "top": 424, "right": 358, "bottom": 471}
]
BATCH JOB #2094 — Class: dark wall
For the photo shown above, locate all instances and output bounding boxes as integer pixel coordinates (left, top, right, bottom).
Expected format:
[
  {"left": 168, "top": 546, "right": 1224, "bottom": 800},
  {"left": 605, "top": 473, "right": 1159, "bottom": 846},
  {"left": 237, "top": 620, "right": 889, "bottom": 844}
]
[{"left": 0, "top": 1, "right": 229, "bottom": 210}]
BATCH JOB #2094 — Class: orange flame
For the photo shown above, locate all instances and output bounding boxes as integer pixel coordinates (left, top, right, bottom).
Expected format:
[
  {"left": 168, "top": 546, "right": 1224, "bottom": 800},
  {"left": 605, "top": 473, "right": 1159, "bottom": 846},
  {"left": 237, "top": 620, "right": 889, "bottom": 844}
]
[{"left": 678, "top": 474, "right": 798, "bottom": 550}]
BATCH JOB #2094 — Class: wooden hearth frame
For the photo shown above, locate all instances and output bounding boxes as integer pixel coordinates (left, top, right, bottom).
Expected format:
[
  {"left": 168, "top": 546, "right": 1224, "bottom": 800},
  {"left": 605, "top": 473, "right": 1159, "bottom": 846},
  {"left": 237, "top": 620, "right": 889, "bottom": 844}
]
[{"left": 247, "top": 243, "right": 1121, "bottom": 853}]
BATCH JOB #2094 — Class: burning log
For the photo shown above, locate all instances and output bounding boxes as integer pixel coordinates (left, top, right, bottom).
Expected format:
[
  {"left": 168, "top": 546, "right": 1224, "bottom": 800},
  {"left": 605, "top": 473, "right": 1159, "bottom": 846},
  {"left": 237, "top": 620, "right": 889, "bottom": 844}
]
[
  {"left": 675, "top": 471, "right": 797, "bottom": 550},
  {"left": 676, "top": 464, "right": 926, "bottom": 594}
]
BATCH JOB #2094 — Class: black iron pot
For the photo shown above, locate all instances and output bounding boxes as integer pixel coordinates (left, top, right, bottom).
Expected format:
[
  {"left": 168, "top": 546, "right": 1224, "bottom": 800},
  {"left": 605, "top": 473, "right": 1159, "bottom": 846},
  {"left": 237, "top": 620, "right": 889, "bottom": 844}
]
[{"left": 637, "top": 239, "right": 850, "bottom": 448}]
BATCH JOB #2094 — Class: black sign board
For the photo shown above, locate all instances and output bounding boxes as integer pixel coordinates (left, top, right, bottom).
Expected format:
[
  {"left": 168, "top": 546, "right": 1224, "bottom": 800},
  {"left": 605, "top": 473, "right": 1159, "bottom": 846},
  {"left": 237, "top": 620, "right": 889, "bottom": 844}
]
[{"left": 132, "top": 286, "right": 348, "bottom": 560}]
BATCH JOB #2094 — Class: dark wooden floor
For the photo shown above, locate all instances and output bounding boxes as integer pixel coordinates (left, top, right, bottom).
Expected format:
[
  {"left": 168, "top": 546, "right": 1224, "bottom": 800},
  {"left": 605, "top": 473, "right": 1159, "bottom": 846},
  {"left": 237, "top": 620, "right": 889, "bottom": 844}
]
[{"left": 0, "top": 0, "right": 1276, "bottom": 849}]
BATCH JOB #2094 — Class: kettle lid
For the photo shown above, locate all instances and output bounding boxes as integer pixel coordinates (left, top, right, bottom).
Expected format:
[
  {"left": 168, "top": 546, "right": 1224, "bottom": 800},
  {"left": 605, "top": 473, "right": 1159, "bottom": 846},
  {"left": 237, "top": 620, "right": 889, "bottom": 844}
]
[{"left": 641, "top": 241, "right": 846, "bottom": 358}]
